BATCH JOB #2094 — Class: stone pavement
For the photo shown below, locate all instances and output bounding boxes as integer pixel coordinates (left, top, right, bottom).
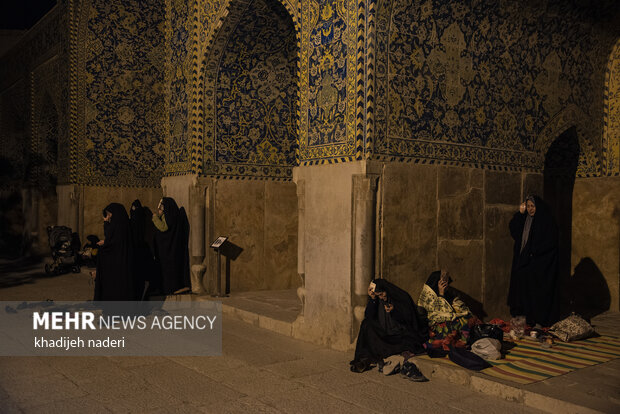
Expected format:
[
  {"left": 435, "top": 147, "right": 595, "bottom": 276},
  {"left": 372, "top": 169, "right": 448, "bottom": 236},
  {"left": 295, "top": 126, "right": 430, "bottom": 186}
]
[{"left": 0, "top": 257, "right": 618, "bottom": 413}]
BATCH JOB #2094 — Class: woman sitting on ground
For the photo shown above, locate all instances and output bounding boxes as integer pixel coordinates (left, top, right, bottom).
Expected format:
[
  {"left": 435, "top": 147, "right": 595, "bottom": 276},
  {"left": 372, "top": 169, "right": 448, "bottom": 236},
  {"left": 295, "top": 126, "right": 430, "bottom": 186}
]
[
  {"left": 350, "top": 278, "right": 428, "bottom": 378},
  {"left": 418, "top": 270, "right": 480, "bottom": 350}
]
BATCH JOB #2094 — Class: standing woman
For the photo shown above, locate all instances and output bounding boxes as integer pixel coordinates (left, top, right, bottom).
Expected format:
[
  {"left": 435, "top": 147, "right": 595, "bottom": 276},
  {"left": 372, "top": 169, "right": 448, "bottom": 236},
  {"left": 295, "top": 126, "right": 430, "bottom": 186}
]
[
  {"left": 152, "top": 197, "right": 191, "bottom": 295},
  {"left": 94, "top": 203, "right": 135, "bottom": 301},
  {"left": 129, "top": 199, "right": 157, "bottom": 299},
  {"left": 508, "top": 195, "right": 559, "bottom": 327}
]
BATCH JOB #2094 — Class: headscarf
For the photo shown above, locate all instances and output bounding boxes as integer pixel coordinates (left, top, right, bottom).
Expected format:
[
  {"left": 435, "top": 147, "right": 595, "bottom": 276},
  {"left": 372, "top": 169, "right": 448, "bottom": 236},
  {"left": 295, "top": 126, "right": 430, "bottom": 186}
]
[
  {"left": 425, "top": 271, "right": 456, "bottom": 304},
  {"left": 101, "top": 203, "right": 130, "bottom": 248},
  {"left": 154, "top": 197, "right": 190, "bottom": 294},
  {"left": 373, "top": 278, "right": 427, "bottom": 340},
  {"left": 159, "top": 197, "right": 180, "bottom": 229},
  {"left": 95, "top": 203, "right": 134, "bottom": 301},
  {"left": 520, "top": 195, "right": 536, "bottom": 252}
]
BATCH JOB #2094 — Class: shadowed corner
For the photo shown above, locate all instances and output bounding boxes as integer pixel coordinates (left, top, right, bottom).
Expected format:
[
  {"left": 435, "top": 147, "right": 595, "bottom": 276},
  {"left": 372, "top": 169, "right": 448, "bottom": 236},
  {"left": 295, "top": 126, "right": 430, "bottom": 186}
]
[{"left": 557, "top": 257, "right": 611, "bottom": 322}]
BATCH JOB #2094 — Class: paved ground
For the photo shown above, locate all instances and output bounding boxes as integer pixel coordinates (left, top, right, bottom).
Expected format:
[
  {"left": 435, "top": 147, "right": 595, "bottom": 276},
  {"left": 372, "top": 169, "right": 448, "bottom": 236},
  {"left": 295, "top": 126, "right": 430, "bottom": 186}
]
[{"left": 0, "top": 257, "right": 617, "bottom": 413}]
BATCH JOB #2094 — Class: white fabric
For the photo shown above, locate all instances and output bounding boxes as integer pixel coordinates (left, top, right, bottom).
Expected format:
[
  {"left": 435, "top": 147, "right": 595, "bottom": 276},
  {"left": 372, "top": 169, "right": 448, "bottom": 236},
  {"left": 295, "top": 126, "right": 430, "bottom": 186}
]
[{"left": 471, "top": 338, "right": 502, "bottom": 360}]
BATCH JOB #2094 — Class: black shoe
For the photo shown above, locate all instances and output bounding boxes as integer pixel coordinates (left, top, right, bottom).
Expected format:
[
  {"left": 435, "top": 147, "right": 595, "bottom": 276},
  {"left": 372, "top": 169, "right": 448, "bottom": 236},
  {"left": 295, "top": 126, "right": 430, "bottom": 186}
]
[
  {"left": 400, "top": 361, "right": 429, "bottom": 382},
  {"left": 350, "top": 359, "right": 370, "bottom": 373}
]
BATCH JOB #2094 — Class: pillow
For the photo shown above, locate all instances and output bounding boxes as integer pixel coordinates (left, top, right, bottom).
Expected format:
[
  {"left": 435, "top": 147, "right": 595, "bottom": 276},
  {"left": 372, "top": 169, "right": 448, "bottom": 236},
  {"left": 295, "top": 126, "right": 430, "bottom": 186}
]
[{"left": 549, "top": 314, "right": 595, "bottom": 342}]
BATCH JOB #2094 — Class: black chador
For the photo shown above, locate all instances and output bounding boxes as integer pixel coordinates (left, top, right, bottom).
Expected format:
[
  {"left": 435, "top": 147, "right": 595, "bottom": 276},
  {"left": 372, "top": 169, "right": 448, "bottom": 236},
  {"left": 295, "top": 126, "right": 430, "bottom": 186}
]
[
  {"left": 129, "top": 199, "right": 157, "bottom": 299},
  {"left": 508, "top": 195, "right": 559, "bottom": 327},
  {"left": 351, "top": 279, "right": 428, "bottom": 371},
  {"left": 153, "top": 197, "right": 191, "bottom": 295},
  {"left": 94, "top": 203, "right": 135, "bottom": 301}
]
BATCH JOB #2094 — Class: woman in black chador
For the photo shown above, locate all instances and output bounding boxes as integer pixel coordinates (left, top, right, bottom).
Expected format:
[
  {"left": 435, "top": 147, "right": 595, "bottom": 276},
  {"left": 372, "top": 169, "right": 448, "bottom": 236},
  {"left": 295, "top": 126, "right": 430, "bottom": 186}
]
[
  {"left": 152, "top": 197, "right": 191, "bottom": 295},
  {"left": 94, "top": 203, "right": 135, "bottom": 301},
  {"left": 508, "top": 195, "right": 559, "bottom": 327},
  {"left": 129, "top": 199, "right": 157, "bottom": 300},
  {"left": 351, "top": 279, "right": 428, "bottom": 373}
]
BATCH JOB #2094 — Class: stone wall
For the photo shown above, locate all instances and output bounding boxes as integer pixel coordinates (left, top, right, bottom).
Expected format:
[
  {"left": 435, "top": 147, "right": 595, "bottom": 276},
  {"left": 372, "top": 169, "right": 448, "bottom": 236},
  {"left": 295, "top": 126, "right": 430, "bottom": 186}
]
[
  {"left": 571, "top": 176, "right": 620, "bottom": 313},
  {"left": 380, "top": 163, "right": 544, "bottom": 320},
  {"left": 206, "top": 179, "right": 299, "bottom": 292}
]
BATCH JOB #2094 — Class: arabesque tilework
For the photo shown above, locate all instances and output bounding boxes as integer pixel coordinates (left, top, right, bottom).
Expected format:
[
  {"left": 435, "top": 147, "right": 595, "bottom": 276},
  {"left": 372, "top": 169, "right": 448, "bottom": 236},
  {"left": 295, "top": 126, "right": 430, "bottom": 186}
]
[
  {"left": 373, "top": 0, "right": 618, "bottom": 176},
  {"left": 202, "top": 0, "right": 298, "bottom": 179},
  {"left": 75, "top": 0, "right": 167, "bottom": 186},
  {"left": 2, "top": 0, "right": 618, "bottom": 190},
  {"left": 604, "top": 39, "right": 620, "bottom": 176}
]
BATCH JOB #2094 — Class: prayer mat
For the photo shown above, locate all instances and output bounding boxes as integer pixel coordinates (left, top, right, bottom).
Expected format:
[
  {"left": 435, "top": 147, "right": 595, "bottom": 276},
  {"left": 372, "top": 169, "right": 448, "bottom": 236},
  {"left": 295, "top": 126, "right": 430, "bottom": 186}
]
[
  {"left": 417, "top": 335, "right": 620, "bottom": 385},
  {"left": 482, "top": 335, "right": 620, "bottom": 384}
]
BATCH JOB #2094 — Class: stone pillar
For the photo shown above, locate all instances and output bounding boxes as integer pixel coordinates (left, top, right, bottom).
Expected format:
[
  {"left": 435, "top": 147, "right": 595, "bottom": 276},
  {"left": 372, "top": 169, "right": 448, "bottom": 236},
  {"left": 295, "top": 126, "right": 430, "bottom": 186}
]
[
  {"left": 56, "top": 184, "right": 80, "bottom": 232},
  {"left": 351, "top": 174, "right": 379, "bottom": 340},
  {"left": 293, "top": 175, "right": 306, "bottom": 314},
  {"left": 189, "top": 177, "right": 209, "bottom": 293}
]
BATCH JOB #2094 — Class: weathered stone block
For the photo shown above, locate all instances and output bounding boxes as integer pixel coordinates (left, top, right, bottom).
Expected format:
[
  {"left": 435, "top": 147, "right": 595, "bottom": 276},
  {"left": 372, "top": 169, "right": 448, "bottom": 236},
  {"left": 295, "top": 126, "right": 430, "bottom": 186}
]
[
  {"left": 571, "top": 177, "right": 620, "bottom": 312},
  {"left": 438, "top": 166, "right": 469, "bottom": 198},
  {"left": 264, "top": 181, "right": 299, "bottom": 290},
  {"left": 437, "top": 240, "right": 483, "bottom": 303},
  {"left": 484, "top": 171, "right": 521, "bottom": 205},
  {"left": 382, "top": 163, "right": 438, "bottom": 298},
  {"left": 484, "top": 205, "right": 515, "bottom": 320},
  {"left": 214, "top": 180, "right": 265, "bottom": 292},
  {"left": 438, "top": 188, "right": 483, "bottom": 240},
  {"left": 524, "top": 173, "right": 543, "bottom": 199},
  {"left": 469, "top": 168, "right": 483, "bottom": 189}
]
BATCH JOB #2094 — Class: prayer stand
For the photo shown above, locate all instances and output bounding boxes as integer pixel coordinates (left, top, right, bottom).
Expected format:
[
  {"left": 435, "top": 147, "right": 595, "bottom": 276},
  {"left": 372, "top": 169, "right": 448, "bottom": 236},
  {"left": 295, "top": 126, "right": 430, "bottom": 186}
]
[{"left": 210, "top": 236, "right": 243, "bottom": 297}]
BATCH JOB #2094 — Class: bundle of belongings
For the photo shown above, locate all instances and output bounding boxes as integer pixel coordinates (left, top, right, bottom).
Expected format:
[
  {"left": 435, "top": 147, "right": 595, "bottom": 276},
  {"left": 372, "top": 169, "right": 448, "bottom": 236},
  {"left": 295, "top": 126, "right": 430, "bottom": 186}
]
[
  {"left": 444, "top": 323, "right": 505, "bottom": 371},
  {"left": 548, "top": 313, "right": 596, "bottom": 342}
]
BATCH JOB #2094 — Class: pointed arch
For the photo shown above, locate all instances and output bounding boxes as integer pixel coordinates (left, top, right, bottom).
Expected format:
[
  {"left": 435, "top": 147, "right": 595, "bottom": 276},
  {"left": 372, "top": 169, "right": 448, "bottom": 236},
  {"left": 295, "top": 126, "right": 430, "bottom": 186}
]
[
  {"left": 536, "top": 104, "right": 601, "bottom": 177},
  {"left": 198, "top": 0, "right": 300, "bottom": 179}
]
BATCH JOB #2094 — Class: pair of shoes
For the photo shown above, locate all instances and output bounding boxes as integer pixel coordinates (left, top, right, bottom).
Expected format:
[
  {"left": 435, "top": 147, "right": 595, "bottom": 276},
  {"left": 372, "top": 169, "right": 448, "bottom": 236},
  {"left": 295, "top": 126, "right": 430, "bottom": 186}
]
[
  {"left": 382, "top": 355, "right": 405, "bottom": 376},
  {"left": 400, "top": 361, "right": 429, "bottom": 382}
]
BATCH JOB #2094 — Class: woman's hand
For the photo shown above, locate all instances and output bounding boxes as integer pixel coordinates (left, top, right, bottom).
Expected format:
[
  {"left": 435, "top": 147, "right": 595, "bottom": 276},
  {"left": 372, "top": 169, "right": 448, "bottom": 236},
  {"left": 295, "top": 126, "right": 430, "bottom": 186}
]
[
  {"left": 368, "top": 285, "right": 376, "bottom": 299},
  {"left": 97, "top": 240, "right": 104, "bottom": 246},
  {"left": 519, "top": 202, "right": 526, "bottom": 214},
  {"left": 384, "top": 303, "right": 394, "bottom": 313},
  {"left": 438, "top": 279, "right": 448, "bottom": 296}
]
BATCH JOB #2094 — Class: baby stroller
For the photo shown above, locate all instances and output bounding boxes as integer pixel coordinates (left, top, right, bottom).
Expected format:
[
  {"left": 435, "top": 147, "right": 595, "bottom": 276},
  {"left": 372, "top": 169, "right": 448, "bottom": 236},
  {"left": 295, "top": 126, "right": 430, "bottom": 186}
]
[{"left": 45, "top": 226, "right": 81, "bottom": 275}]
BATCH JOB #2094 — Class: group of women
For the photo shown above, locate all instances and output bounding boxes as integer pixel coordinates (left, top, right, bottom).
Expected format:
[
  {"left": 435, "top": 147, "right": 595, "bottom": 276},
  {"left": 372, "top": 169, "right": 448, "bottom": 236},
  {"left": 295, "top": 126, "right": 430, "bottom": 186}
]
[
  {"left": 351, "top": 194, "right": 560, "bottom": 373},
  {"left": 93, "top": 197, "right": 191, "bottom": 301}
]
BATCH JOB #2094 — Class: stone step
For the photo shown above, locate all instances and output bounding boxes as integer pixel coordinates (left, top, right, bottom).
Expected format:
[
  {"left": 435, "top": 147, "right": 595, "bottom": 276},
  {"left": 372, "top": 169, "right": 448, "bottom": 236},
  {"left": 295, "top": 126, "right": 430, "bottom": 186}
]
[
  {"left": 413, "top": 357, "right": 619, "bottom": 414},
  {"left": 162, "top": 293, "right": 620, "bottom": 413}
]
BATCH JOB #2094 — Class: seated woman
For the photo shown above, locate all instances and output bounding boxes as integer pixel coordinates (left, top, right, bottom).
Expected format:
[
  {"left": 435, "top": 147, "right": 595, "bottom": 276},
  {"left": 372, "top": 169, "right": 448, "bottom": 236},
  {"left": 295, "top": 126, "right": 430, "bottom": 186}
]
[
  {"left": 350, "top": 279, "right": 428, "bottom": 378},
  {"left": 418, "top": 270, "right": 479, "bottom": 350}
]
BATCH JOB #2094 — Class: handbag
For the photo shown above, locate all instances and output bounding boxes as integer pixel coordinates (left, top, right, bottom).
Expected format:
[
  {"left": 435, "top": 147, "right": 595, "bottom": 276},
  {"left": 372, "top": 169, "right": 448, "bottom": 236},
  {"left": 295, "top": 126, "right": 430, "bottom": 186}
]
[
  {"left": 467, "top": 323, "right": 504, "bottom": 345},
  {"left": 549, "top": 314, "right": 595, "bottom": 342}
]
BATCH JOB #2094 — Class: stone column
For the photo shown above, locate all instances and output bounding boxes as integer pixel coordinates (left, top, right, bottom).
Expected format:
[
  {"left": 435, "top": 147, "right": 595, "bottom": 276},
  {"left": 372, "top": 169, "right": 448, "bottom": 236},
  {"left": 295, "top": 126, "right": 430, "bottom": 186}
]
[
  {"left": 294, "top": 176, "right": 306, "bottom": 314},
  {"left": 351, "top": 174, "right": 379, "bottom": 340},
  {"left": 56, "top": 184, "right": 80, "bottom": 232},
  {"left": 189, "top": 177, "right": 209, "bottom": 293}
]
